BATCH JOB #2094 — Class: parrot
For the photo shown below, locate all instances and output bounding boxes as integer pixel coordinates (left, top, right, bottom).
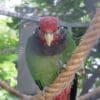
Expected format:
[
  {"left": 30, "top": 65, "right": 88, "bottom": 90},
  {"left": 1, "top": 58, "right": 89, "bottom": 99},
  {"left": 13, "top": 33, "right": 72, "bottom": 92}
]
[{"left": 25, "top": 16, "right": 77, "bottom": 100}]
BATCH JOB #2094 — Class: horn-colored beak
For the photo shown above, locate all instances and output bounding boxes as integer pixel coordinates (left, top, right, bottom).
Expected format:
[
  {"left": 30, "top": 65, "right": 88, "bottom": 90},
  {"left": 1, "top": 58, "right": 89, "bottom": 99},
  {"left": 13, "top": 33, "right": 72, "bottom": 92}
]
[{"left": 44, "top": 33, "right": 54, "bottom": 46}]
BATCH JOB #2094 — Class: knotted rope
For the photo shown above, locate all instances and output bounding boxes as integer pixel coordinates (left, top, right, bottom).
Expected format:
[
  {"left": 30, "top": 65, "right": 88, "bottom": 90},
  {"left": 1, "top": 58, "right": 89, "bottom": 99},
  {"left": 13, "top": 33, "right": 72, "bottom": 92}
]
[{"left": 0, "top": 9, "right": 100, "bottom": 100}]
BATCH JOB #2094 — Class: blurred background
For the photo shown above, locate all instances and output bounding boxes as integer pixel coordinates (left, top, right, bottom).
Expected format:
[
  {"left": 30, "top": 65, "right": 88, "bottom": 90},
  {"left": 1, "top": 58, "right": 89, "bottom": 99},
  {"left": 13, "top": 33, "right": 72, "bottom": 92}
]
[{"left": 0, "top": 0, "right": 100, "bottom": 99}]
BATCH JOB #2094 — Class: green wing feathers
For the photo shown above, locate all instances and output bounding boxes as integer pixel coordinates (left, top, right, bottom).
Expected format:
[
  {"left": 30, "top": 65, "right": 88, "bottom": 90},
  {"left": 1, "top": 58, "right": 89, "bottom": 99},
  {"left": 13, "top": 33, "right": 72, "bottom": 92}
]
[{"left": 61, "top": 31, "right": 76, "bottom": 64}]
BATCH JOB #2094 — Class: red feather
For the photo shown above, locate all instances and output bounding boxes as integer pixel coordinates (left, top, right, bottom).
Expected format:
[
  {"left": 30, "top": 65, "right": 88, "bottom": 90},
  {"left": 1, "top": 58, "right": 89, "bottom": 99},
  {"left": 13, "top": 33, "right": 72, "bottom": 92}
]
[
  {"left": 39, "top": 16, "right": 58, "bottom": 33},
  {"left": 54, "top": 86, "right": 71, "bottom": 100}
]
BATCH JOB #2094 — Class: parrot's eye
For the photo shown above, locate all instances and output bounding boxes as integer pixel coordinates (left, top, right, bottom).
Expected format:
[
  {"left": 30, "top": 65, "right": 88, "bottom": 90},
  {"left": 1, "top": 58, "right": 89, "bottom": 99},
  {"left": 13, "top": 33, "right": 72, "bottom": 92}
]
[{"left": 59, "top": 27, "right": 65, "bottom": 34}]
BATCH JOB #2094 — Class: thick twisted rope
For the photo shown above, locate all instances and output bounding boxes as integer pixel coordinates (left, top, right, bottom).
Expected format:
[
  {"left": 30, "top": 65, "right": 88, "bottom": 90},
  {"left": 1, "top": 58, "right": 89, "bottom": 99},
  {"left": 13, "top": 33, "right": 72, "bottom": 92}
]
[{"left": 0, "top": 9, "right": 100, "bottom": 100}]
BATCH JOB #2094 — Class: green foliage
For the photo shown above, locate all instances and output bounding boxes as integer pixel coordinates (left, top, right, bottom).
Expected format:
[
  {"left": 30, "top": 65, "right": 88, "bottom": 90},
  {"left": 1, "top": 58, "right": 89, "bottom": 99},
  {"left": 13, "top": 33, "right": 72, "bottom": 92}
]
[
  {"left": 0, "top": 89, "right": 19, "bottom": 100},
  {"left": 22, "top": 0, "right": 90, "bottom": 22},
  {"left": 72, "top": 27, "right": 87, "bottom": 44},
  {"left": 0, "top": 18, "right": 18, "bottom": 61},
  {"left": 0, "top": 61, "right": 17, "bottom": 83},
  {"left": 0, "top": 17, "right": 19, "bottom": 99},
  {"left": 6, "top": 18, "right": 20, "bottom": 30},
  {"left": 96, "top": 2, "right": 100, "bottom": 7},
  {"left": 0, "top": 61, "right": 19, "bottom": 100}
]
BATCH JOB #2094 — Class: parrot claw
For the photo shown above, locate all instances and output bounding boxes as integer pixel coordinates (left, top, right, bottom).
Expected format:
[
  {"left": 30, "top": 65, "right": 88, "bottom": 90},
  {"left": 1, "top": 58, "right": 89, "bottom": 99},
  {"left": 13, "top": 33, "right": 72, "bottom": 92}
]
[
  {"left": 63, "top": 64, "right": 67, "bottom": 69},
  {"left": 43, "top": 86, "right": 48, "bottom": 92},
  {"left": 58, "top": 60, "right": 67, "bottom": 70},
  {"left": 41, "top": 87, "right": 48, "bottom": 96},
  {"left": 36, "top": 88, "right": 42, "bottom": 94}
]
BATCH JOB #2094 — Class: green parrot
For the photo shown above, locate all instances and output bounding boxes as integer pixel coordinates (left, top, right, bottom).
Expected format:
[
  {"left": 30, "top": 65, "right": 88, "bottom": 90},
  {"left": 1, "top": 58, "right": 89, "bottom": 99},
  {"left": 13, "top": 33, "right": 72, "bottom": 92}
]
[{"left": 26, "top": 16, "right": 77, "bottom": 100}]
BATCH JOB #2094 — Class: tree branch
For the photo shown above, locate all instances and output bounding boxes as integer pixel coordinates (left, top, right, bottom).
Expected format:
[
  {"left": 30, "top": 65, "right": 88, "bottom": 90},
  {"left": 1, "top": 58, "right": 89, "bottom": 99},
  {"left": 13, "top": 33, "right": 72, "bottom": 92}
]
[
  {"left": 0, "top": 7, "right": 89, "bottom": 27},
  {"left": 0, "top": 80, "right": 44, "bottom": 100},
  {"left": 78, "top": 87, "right": 100, "bottom": 100},
  {"left": 0, "top": 7, "right": 40, "bottom": 22},
  {"left": 0, "top": 80, "right": 25, "bottom": 99}
]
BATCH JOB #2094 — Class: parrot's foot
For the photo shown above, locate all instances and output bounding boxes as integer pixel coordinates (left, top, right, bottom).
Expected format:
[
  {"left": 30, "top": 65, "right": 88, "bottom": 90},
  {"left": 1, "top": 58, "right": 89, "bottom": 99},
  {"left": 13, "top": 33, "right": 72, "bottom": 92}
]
[
  {"left": 43, "top": 86, "right": 48, "bottom": 92},
  {"left": 35, "top": 87, "right": 42, "bottom": 94},
  {"left": 63, "top": 64, "right": 67, "bottom": 69},
  {"left": 58, "top": 60, "right": 67, "bottom": 69},
  {"left": 58, "top": 60, "right": 67, "bottom": 70}
]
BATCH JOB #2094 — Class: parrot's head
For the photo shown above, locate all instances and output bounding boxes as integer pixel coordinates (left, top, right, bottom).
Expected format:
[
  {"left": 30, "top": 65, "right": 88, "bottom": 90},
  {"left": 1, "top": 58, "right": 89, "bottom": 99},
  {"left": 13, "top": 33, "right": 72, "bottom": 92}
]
[{"left": 38, "top": 16, "right": 64, "bottom": 47}]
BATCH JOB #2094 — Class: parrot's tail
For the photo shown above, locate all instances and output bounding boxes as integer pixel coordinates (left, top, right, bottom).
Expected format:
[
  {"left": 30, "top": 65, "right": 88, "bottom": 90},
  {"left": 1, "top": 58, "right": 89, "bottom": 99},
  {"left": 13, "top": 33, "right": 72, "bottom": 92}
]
[
  {"left": 54, "top": 86, "right": 71, "bottom": 100},
  {"left": 54, "top": 74, "right": 78, "bottom": 100}
]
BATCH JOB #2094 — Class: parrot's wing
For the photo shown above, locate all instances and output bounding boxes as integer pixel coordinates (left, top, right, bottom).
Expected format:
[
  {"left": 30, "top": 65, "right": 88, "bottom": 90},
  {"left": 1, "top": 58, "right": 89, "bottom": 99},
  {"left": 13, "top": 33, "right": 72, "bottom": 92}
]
[{"left": 60, "top": 30, "right": 76, "bottom": 66}]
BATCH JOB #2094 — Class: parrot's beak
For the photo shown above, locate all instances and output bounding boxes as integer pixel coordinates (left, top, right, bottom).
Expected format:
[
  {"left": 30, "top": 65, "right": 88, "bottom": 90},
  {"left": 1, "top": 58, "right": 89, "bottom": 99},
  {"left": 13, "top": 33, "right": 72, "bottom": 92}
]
[{"left": 45, "top": 33, "right": 54, "bottom": 47}]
